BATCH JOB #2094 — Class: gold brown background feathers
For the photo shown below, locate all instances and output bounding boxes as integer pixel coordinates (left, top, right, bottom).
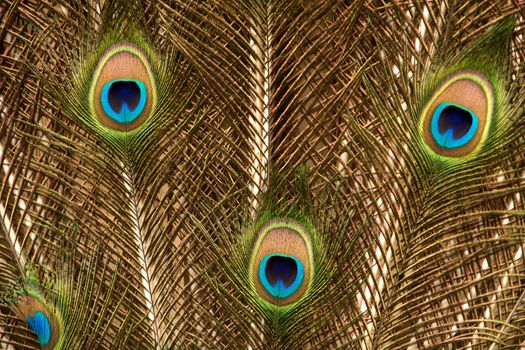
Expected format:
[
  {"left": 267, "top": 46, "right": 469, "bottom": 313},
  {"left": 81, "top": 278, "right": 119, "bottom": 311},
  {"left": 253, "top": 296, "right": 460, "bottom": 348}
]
[{"left": 1, "top": 1, "right": 525, "bottom": 349}]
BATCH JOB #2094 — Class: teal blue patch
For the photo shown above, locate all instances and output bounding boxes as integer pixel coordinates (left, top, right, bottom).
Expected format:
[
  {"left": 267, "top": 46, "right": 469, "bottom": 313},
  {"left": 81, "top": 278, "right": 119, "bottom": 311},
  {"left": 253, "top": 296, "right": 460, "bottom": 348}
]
[
  {"left": 259, "top": 254, "right": 304, "bottom": 299},
  {"left": 431, "top": 102, "right": 479, "bottom": 149},
  {"left": 26, "top": 311, "right": 51, "bottom": 345},
  {"left": 101, "top": 79, "right": 147, "bottom": 124}
]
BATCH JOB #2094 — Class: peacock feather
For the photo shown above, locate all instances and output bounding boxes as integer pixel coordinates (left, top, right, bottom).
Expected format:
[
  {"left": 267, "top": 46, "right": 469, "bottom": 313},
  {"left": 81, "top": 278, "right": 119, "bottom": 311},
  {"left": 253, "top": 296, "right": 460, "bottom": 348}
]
[{"left": 1, "top": 0, "right": 525, "bottom": 349}]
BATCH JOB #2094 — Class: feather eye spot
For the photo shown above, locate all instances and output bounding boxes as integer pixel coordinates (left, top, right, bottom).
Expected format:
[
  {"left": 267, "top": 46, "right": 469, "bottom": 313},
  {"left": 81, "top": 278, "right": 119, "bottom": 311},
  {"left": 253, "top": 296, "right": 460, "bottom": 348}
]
[
  {"left": 259, "top": 254, "right": 304, "bottom": 299},
  {"left": 13, "top": 294, "right": 60, "bottom": 349},
  {"left": 90, "top": 43, "right": 156, "bottom": 131},
  {"left": 420, "top": 70, "right": 493, "bottom": 157},
  {"left": 250, "top": 219, "right": 313, "bottom": 306},
  {"left": 26, "top": 311, "right": 51, "bottom": 345},
  {"left": 431, "top": 103, "right": 478, "bottom": 149}
]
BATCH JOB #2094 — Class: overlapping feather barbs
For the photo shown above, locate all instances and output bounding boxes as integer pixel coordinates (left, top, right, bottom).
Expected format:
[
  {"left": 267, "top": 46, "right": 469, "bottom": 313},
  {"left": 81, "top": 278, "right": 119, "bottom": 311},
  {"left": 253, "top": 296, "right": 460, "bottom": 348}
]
[{"left": 1, "top": 1, "right": 525, "bottom": 349}]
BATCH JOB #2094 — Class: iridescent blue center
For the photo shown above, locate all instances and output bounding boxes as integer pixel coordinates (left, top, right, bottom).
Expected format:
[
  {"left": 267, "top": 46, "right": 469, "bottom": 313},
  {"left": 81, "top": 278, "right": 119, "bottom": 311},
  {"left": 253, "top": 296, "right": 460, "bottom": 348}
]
[
  {"left": 101, "top": 79, "right": 147, "bottom": 124},
  {"left": 259, "top": 254, "right": 304, "bottom": 299},
  {"left": 430, "top": 102, "right": 479, "bottom": 149},
  {"left": 26, "top": 311, "right": 51, "bottom": 345}
]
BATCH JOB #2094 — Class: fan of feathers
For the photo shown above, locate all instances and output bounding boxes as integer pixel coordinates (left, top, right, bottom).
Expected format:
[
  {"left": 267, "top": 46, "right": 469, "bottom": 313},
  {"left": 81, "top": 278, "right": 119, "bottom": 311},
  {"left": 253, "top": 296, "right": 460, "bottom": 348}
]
[{"left": 1, "top": 0, "right": 525, "bottom": 349}]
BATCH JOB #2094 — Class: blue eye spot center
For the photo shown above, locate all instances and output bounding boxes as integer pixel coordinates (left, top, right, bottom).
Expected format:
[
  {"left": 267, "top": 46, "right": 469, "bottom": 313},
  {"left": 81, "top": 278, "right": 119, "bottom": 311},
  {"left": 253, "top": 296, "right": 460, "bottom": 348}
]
[
  {"left": 259, "top": 254, "right": 304, "bottom": 299},
  {"left": 266, "top": 255, "right": 297, "bottom": 287},
  {"left": 430, "top": 102, "right": 479, "bottom": 149},
  {"left": 101, "top": 79, "right": 147, "bottom": 124},
  {"left": 26, "top": 311, "right": 51, "bottom": 345},
  {"left": 108, "top": 81, "right": 141, "bottom": 113},
  {"left": 438, "top": 105, "right": 472, "bottom": 140}
]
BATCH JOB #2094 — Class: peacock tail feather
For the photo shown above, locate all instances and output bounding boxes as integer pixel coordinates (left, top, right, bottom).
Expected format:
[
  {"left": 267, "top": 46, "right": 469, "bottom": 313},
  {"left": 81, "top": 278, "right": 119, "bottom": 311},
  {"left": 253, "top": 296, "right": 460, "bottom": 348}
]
[{"left": 1, "top": 0, "right": 525, "bottom": 349}]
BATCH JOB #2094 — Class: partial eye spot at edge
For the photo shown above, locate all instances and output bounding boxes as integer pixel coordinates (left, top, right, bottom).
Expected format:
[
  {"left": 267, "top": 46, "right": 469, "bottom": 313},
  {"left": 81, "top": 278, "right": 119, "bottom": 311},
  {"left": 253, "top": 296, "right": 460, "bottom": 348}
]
[{"left": 26, "top": 311, "right": 51, "bottom": 345}]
